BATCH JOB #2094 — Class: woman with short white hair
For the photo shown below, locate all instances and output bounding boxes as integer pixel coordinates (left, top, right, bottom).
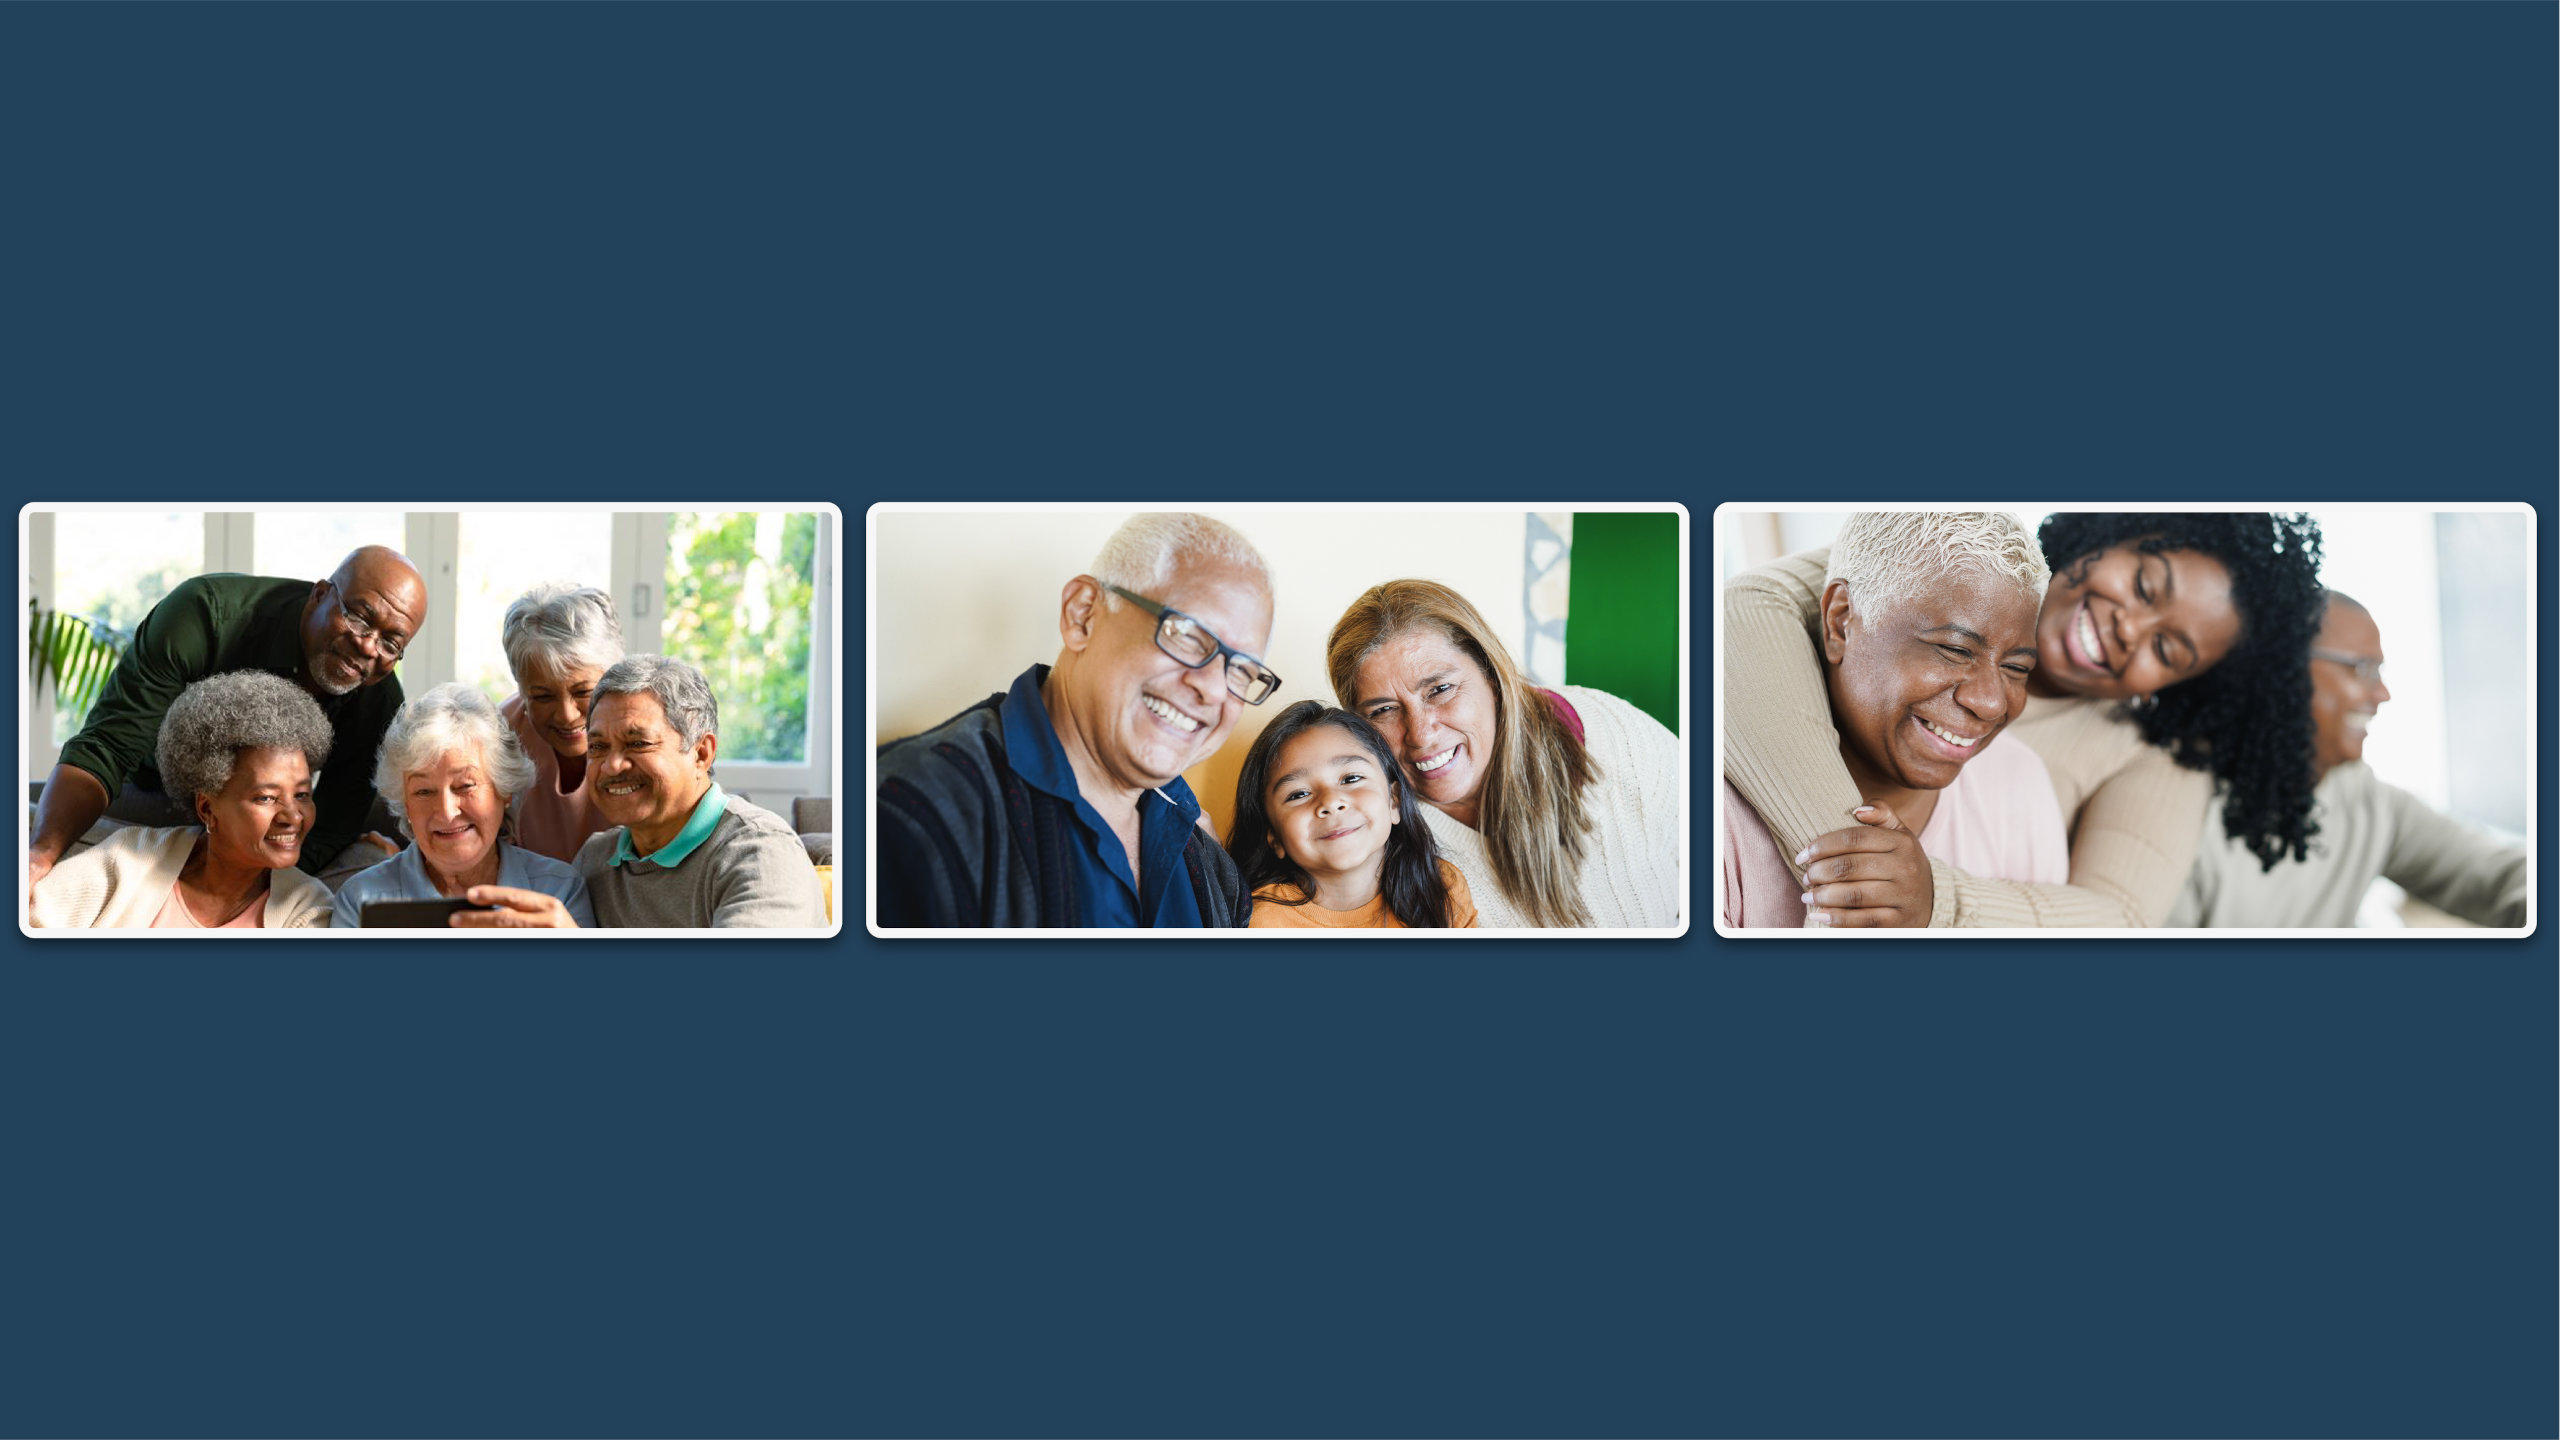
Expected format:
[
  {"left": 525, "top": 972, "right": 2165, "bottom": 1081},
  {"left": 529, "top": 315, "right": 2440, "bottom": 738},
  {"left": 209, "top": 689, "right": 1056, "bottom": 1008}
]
[
  {"left": 496, "top": 581, "right": 626, "bottom": 863},
  {"left": 1720, "top": 511, "right": 2067, "bottom": 928},
  {"left": 331, "top": 683, "right": 596, "bottom": 927}
]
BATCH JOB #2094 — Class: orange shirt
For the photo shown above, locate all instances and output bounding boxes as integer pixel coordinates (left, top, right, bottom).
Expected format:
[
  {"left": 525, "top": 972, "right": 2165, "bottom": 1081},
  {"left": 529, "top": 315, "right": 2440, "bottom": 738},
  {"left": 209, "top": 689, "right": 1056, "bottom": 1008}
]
[{"left": 1249, "top": 859, "right": 1480, "bottom": 929}]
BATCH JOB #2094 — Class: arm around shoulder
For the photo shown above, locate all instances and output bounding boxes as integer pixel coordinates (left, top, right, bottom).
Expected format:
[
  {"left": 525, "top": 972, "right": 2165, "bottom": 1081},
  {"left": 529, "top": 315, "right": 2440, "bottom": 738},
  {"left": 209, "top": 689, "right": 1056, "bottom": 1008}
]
[
  {"left": 1926, "top": 749, "right": 2213, "bottom": 927},
  {"left": 1719, "top": 550, "right": 1867, "bottom": 878}
]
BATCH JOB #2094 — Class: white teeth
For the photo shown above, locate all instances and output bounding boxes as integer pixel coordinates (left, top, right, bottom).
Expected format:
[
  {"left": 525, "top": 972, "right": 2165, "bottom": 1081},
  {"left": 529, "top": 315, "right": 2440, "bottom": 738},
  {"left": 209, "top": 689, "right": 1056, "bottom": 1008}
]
[
  {"left": 2077, "top": 607, "right": 2103, "bottom": 668},
  {"left": 1415, "top": 746, "right": 1458, "bottom": 773},
  {"left": 602, "top": 781, "right": 642, "bottom": 795},
  {"left": 1921, "top": 718, "right": 1982, "bottom": 748},
  {"left": 1141, "top": 695, "right": 1201, "bottom": 733}
]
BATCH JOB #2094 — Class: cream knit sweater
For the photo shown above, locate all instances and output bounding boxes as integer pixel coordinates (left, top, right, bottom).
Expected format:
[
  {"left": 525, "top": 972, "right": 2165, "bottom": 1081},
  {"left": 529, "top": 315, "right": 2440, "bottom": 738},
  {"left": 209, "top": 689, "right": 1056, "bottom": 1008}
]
[
  {"left": 1720, "top": 548, "right": 2211, "bottom": 928},
  {"left": 1426, "top": 684, "right": 1684, "bottom": 929},
  {"left": 30, "top": 825, "right": 335, "bottom": 930}
]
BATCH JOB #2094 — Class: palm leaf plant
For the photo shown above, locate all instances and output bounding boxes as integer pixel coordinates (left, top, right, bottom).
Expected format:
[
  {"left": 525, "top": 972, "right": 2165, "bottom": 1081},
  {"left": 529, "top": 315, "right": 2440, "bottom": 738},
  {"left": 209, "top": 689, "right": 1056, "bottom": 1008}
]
[{"left": 28, "top": 598, "right": 131, "bottom": 727}]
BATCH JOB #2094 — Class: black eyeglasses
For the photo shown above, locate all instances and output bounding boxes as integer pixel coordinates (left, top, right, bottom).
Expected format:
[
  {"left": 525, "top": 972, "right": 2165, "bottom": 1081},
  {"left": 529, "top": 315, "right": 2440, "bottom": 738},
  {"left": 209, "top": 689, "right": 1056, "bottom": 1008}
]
[
  {"left": 2310, "top": 648, "right": 2385, "bottom": 684},
  {"left": 325, "top": 580, "right": 409, "bottom": 660},
  {"left": 1104, "top": 583, "right": 1281, "bottom": 705}
]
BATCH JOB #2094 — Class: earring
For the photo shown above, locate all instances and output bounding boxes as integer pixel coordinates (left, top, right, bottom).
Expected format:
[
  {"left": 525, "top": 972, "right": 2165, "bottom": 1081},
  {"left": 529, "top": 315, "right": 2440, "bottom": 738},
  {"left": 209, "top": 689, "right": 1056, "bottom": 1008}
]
[{"left": 2128, "top": 693, "right": 2157, "bottom": 714}]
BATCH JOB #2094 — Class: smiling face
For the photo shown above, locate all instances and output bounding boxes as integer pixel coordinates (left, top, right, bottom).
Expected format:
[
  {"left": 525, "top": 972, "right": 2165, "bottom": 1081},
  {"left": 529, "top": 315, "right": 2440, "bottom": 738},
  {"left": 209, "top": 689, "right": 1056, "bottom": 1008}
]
[
  {"left": 1263, "top": 723, "right": 1402, "bottom": 886},
  {"left": 195, "top": 745, "right": 314, "bottom": 871},
  {"left": 300, "top": 552, "right": 426, "bottom": 697},
  {"left": 1823, "top": 572, "right": 2042, "bottom": 798},
  {"left": 2309, "top": 599, "right": 2389, "bottom": 779},
  {"left": 1348, "top": 628, "right": 1501, "bottom": 827},
  {"left": 518, "top": 657, "right": 606, "bottom": 759},
  {"left": 2031, "top": 541, "right": 2242, "bottom": 701},
  {"left": 403, "top": 748, "right": 507, "bottom": 881},
  {"left": 585, "top": 690, "right": 717, "bottom": 839},
  {"left": 1058, "top": 555, "right": 1274, "bottom": 795}
]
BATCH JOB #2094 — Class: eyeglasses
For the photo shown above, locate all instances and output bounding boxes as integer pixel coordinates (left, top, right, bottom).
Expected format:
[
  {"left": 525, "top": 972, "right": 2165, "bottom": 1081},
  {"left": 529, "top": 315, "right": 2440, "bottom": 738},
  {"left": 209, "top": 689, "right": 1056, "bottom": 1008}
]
[
  {"left": 1103, "top": 584, "right": 1281, "bottom": 705},
  {"left": 2310, "top": 648, "right": 2384, "bottom": 683},
  {"left": 326, "top": 581, "right": 409, "bottom": 660}
]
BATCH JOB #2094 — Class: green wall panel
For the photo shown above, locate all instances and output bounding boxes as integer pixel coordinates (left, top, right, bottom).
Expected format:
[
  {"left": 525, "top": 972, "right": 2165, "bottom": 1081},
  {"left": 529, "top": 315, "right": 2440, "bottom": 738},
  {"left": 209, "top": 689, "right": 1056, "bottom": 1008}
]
[{"left": 1564, "top": 512, "right": 1679, "bottom": 735}]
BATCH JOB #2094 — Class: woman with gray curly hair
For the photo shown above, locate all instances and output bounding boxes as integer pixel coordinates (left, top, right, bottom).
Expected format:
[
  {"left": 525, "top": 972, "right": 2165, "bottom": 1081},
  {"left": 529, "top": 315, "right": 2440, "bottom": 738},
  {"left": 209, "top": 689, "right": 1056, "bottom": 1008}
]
[
  {"left": 330, "top": 683, "right": 595, "bottom": 927},
  {"left": 31, "top": 671, "right": 336, "bottom": 929},
  {"left": 496, "top": 580, "right": 626, "bottom": 863}
]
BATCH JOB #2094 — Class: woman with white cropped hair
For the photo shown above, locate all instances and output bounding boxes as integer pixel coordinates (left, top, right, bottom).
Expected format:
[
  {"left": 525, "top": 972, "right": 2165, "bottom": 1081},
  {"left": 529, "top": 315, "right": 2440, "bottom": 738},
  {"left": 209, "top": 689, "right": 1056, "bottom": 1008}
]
[
  {"left": 497, "top": 581, "right": 626, "bottom": 864},
  {"left": 330, "top": 683, "right": 595, "bottom": 927},
  {"left": 1721, "top": 511, "right": 2068, "bottom": 928}
]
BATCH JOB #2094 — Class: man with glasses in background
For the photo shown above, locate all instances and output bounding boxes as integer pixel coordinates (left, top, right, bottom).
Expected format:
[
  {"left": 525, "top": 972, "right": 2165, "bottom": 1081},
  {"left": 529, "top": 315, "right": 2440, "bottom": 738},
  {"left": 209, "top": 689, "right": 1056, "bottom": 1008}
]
[
  {"left": 875, "top": 513, "right": 1279, "bottom": 928},
  {"left": 2169, "top": 589, "right": 2527, "bottom": 928},
  {"left": 28, "top": 546, "right": 425, "bottom": 894}
]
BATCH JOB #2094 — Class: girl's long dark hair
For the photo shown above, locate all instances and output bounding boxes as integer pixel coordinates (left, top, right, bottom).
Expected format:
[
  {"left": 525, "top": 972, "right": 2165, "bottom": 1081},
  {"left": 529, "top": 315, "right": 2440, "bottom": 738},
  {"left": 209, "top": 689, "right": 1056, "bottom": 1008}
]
[
  {"left": 1225, "top": 702, "right": 1455, "bottom": 928},
  {"left": 2037, "top": 512, "right": 2327, "bottom": 872}
]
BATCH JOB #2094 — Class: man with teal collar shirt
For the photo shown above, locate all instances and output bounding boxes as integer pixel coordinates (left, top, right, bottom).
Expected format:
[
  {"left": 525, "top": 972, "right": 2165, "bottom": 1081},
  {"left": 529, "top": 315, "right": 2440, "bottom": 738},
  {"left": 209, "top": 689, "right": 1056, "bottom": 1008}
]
[{"left": 460, "top": 654, "right": 826, "bottom": 929}]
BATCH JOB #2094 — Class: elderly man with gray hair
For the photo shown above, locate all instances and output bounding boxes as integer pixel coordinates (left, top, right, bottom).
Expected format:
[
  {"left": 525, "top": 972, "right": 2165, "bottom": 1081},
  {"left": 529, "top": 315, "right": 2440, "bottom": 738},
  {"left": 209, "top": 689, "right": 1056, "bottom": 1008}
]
[
  {"left": 876, "top": 511, "right": 1279, "bottom": 928},
  {"left": 459, "top": 654, "right": 826, "bottom": 929}
]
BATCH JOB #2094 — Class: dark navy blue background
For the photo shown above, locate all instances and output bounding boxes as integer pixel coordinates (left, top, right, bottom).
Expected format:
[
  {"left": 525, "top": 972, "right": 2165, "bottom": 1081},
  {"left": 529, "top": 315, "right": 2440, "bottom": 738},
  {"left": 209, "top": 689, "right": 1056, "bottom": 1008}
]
[{"left": 5, "top": 6, "right": 2551, "bottom": 1437}]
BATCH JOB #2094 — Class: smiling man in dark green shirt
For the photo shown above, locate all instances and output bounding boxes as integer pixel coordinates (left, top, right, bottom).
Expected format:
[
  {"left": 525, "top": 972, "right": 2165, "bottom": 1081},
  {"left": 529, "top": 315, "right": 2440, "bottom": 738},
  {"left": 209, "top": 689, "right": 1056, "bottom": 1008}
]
[{"left": 29, "top": 546, "right": 427, "bottom": 887}]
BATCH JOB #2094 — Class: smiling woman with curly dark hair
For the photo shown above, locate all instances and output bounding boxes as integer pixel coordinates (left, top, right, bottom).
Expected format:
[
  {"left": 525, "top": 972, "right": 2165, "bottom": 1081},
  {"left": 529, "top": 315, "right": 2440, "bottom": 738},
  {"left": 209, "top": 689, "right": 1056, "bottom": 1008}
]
[
  {"left": 1720, "top": 510, "right": 2328, "bottom": 927},
  {"left": 2032, "top": 512, "right": 2327, "bottom": 871}
]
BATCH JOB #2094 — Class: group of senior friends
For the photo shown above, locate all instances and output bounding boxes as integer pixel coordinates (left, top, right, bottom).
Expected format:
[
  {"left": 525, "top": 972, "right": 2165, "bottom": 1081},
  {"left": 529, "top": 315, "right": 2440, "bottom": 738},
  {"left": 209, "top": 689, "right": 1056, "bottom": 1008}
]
[
  {"left": 874, "top": 511, "right": 1684, "bottom": 929},
  {"left": 30, "top": 552, "right": 827, "bottom": 931}
]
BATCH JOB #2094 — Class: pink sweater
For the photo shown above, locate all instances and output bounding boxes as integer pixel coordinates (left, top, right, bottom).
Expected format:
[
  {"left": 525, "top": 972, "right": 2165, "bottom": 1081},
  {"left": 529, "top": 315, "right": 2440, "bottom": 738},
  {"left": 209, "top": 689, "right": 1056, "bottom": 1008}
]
[{"left": 1722, "top": 734, "right": 2070, "bottom": 929}]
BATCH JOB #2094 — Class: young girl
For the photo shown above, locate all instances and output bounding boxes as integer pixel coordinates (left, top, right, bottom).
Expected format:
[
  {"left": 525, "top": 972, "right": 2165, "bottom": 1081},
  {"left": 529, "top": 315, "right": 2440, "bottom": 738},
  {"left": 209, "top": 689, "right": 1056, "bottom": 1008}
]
[{"left": 1227, "top": 702, "right": 1478, "bottom": 929}]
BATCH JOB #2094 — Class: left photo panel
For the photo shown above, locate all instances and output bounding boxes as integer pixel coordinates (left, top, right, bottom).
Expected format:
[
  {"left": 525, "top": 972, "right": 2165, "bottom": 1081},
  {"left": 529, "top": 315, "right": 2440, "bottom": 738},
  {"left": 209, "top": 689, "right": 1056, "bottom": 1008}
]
[{"left": 21, "top": 505, "right": 842, "bottom": 936}]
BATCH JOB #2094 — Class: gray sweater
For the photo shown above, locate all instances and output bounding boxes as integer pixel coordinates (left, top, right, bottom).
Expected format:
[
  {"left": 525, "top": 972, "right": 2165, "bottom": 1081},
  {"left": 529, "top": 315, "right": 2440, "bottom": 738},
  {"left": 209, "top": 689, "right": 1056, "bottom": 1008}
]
[
  {"left": 576, "top": 793, "right": 828, "bottom": 929},
  {"left": 2168, "top": 762, "right": 2528, "bottom": 928}
]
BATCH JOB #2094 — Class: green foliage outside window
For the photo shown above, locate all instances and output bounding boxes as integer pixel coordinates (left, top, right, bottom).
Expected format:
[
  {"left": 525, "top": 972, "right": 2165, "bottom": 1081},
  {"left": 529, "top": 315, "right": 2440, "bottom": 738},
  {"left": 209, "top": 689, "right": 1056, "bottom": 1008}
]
[
  {"left": 662, "top": 512, "right": 817, "bottom": 763},
  {"left": 48, "top": 558, "right": 192, "bottom": 737}
]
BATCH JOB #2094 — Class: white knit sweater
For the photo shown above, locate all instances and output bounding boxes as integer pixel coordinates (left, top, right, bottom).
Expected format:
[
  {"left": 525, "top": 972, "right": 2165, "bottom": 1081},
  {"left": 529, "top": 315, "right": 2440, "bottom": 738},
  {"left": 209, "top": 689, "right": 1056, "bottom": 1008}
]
[
  {"left": 1423, "top": 685, "right": 1685, "bottom": 929},
  {"left": 30, "top": 825, "right": 335, "bottom": 930}
]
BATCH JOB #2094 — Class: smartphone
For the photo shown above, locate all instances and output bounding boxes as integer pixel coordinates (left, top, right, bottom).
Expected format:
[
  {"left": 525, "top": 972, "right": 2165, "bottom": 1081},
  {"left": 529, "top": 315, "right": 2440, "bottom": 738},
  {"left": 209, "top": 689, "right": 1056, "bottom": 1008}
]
[{"left": 360, "top": 897, "right": 498, "bottom": 929}]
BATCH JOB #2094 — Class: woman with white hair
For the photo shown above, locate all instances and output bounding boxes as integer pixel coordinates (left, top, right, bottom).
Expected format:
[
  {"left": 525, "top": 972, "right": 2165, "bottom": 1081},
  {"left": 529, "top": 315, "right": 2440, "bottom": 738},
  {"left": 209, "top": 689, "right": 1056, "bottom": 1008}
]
[
  {"left": 1721, "top": 512, "right": 2067, "bottom": 928},
  {"left": 330, "top": 683, "right": 596, "bottom": 927},
  {"left": 31, "top": 671, "right": 336, "bottom": 929},
  {"left": 496, "top": 581, "right": 626, "bottom": 864}
]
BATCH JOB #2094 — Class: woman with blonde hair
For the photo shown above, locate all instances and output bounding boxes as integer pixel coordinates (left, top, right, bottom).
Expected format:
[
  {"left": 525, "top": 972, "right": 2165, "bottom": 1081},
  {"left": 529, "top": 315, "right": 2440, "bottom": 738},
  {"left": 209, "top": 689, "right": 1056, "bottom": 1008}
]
[{"left": 1326, "top": 581, "right": 1681, "bottom": 928}]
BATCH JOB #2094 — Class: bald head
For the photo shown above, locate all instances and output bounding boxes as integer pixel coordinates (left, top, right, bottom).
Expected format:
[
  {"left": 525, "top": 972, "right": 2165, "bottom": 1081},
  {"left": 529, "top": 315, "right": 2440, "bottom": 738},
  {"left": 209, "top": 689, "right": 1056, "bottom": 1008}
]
[{"left": 300, "top": 545, "right": 427, "bottom": 696}]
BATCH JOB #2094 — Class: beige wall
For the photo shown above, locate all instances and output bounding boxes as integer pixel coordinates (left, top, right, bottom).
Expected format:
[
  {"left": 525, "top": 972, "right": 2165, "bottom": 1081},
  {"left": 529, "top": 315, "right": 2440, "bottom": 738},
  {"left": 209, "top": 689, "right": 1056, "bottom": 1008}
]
[{"left": 873, "top": 507, "right": 1530, "bottom": 837}]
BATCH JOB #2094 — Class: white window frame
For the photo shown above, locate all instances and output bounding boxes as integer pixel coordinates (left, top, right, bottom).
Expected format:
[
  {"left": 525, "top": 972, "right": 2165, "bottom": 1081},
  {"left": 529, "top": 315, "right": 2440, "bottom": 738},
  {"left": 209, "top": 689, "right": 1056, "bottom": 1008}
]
[{"left": 23, "top": 507, "right": 837, "bottom": 809}]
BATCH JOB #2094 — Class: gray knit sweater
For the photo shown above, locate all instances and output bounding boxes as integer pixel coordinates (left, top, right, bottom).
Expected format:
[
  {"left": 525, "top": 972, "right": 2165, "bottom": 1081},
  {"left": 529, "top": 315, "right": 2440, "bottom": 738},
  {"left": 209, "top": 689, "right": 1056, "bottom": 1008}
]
[{"left": 575, "top": 794, "right": 828, "bottom": 929}]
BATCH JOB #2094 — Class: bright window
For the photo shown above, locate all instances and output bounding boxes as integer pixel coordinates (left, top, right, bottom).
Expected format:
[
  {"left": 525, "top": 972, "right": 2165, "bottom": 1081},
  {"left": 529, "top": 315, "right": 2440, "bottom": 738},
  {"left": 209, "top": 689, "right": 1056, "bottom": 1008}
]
[
  {"left": 454, "top": 514, "right": 618, "bottom": 707},
  {"left": 253, "top": 513, "right": 408, "bottom": 587},
  {"left": 662, "top": 511, "right": 819, "bottom": 763},
  {"left": 47, "top": 511, "right": 205, "bottom": 736}
]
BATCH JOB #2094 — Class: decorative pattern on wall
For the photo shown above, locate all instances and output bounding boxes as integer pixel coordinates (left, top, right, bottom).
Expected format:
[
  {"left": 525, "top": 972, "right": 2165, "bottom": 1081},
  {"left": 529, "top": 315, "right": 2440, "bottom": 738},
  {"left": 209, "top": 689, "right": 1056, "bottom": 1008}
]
[{"left": 1523, "top": 511, "right": 1572, "bottom": 686}]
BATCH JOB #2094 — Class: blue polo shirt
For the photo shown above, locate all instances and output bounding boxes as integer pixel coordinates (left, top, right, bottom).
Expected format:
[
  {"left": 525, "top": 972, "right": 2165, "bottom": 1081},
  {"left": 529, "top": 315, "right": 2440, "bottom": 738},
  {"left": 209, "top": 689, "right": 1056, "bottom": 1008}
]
[{"left": 1001, "top": 664, "right": 1210, "bottom": 928}]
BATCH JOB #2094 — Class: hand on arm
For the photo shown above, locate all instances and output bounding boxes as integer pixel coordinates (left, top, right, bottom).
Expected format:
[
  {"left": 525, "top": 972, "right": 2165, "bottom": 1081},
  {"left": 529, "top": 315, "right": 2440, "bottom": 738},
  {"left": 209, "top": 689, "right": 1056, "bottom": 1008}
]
[{"left": 1798, "top": 802, "right": 1935, "bottom": 928}]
